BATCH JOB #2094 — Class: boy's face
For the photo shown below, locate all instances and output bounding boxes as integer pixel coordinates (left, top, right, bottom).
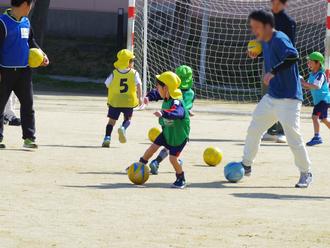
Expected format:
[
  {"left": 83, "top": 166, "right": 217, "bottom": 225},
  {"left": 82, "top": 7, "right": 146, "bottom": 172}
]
[
  {"left": 21, "top": 2, "right": 33, "bottom": 16},
  {"left": 156, "top": 83, "right": 168, "bottom": 99},
  {"left": 250, "top": 20, "right": 271, "bottom": 41},
  {"left": 271, "top": 0, "right": 286, "bottom": 12},
  {"left": 308, "top": 60, "right": 321, "bottom": 72}
]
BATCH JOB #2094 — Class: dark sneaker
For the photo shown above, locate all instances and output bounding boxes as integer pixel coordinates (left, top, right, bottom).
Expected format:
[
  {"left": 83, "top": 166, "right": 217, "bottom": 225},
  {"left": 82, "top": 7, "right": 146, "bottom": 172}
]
[
  {"left": 149, "top": 160, "right": 159, "bottom": 175},
  {"left": 0, "top": 138, "right": 5, "bottom": 149},
  {"left": 172, "top": 173, "right": 186, "bottom": 189},
  {"left": 241, "top": 163, "right": 252, "bottom": 176},
  {"left": 8, "top": 117, "right": 21, "bottom": 126},
  {"left": 102, "top": 136, "right": 111, "bottom": 148},
  {"left": 23, "top": 139, "right": 38, "bottom": 149},
  {"left": 295, "top": 172, "right": 313, "bottom": 188},
  {"left": 306, "top": 136, "right": 323, "bottom": 146}
]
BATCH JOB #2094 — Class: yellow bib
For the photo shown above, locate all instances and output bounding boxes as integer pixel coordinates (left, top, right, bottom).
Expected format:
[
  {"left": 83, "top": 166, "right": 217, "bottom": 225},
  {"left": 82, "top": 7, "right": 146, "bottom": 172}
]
[{"left": 108, "top": 69, "right": 138, "bottom": 108}]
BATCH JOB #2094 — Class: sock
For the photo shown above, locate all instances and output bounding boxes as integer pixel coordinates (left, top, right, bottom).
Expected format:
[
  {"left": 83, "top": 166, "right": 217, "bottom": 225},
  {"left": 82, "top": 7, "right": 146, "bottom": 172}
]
[
  {"left": 156, "top": 149, "right": 169, "bottom": 163},
  {"left": 122, "top": 120, "right": 131, "bottom": 130},
  {"left": 139, "top": 157, "right": 148, "bottom": 164},
  {"left": 105, "top": 124, "right": 113, "bottom": 137},
  {"left": 176, "top": 172, "right": 185, "bottom": 180},
  {"left": 314, "top": 133, "right": 320, "bottom": 138}
]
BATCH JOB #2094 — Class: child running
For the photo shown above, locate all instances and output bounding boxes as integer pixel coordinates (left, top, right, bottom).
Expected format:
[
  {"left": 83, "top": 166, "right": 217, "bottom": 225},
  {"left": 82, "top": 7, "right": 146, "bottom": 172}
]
[
  {"left": 138, "top": 71, "right": 190, "bottom": 188},
  {"left": 102, "top": 49, "right": 143, "bottom": 147},
  {"left": 145, "top": 65, "right": 195, "bottom": 175},
  {"left": 301, "top": 52, "right": 330, "bottom": 146}
]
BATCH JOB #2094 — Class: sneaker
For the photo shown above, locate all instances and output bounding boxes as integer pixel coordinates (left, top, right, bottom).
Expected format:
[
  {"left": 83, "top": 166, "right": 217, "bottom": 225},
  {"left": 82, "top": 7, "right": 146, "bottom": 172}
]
[
  {"left": 276, "top": 134, "right": 287, "bottom": 144},
  {"left": 262, "top": 133, "right": 277, "bottom": 142},
  {"left": 242, "top": 163, "right": 252, "bottom": 177},
  {"left": 23, "top": 139, "right": 38, "bottom": 149},
  {"left": 8, "top": 117, "right": 21, "bottom": 126},
  {"left": 295, "top": 172, "right": 313, "bottom": 188},
  {"left": 118, "top": 127, "right": 127, "bottom": 144},
  {"left": 306, "top": 136, "right": 323, "bottom": 146},
  {"left": 0, "top": 138, "right": 5, "bottom": 149},
  {"left": 172, "top": 173, "right": 186, "bottom": 189},
  {"left": 149, "top": 160, "right": 159, "bottom": 175},
  {"left": 102, "top": 136, "right": 111, "bottom": 148}
]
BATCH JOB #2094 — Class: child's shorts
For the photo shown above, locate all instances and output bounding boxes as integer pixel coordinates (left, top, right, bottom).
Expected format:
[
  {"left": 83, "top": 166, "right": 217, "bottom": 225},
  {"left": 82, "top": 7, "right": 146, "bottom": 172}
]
[
  {"left": 108, "top": 106, "right": 133, "bottom": 120},
  {"left": 313, "top": 101, "right": 329, "bottom": 120},
  {"left": 154, "top": 133, "right": 187, "bottom": 157}
]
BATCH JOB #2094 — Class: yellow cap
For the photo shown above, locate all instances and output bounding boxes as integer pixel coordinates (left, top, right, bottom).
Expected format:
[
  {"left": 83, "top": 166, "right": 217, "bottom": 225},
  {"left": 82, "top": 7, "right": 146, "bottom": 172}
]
[
  {"left": 156, "top": 71, "right": 182, "bottom": 100},
  {"left": 114, "top": 49, "right": 135, "bottom": 70}
]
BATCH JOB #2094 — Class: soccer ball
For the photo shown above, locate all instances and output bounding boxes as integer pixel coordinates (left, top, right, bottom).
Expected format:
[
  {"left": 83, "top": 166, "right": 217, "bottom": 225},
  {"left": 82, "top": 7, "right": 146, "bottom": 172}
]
[
  {"left": 247, "top": 40, "right": 262, "bottom": 56},
  {"left": 203, "top": 147, "right": 223, "bottom": 166},
  {"left": 127, "top": 162, "right": 150, "bottom": 185},
  {"left": 224, "top": 162, "right": 244, "bottom": 183},
  {"left": 148, "top": 127, "right": 161, "bottom": 142},
  {"left": 29, "top": 48, "right": 44, "bottom": 68}
]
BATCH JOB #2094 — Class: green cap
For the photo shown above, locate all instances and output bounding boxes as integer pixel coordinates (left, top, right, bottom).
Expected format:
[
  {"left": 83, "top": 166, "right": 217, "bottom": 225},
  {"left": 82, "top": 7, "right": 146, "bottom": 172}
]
[
  {"left": 176, "top": 65, "right": 194, "bottom": 90},
  {"left": 307, "top": 52, "right": 325, "bottom": 68}
]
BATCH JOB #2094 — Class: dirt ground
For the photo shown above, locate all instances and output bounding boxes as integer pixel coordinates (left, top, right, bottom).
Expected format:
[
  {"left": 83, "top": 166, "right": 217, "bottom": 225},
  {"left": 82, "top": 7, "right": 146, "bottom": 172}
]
[{"left": 1, "top": 93, "right": 330, "bottom": 248}]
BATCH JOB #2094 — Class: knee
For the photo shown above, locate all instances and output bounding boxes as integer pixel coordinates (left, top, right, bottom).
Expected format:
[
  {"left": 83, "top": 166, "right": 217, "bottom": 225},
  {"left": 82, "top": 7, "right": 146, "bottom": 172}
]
[
  {"left": 312, "top": 115, "right": 319, "bottom": 122},
  {"left": 108, "top": 118, "right": 116, "bottom": 126}
]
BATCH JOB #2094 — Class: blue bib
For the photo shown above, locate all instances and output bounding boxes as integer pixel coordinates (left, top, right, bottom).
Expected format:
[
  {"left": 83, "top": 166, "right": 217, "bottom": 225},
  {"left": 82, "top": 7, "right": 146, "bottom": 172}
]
[
  {"left": 308, "top": 70, "right": 330, "bottom": 105},
  {"left": 0, "top": 10, "right": 30, "bottom": 68}
]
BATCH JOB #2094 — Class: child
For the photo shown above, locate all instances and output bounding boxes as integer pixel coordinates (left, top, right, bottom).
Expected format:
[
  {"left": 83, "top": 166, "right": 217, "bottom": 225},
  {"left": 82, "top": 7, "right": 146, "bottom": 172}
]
[
  {"left": 102, "top": 49, "right": 143, "bottom": 147},
  {"left": 145, "top": 65, "right": 195, "bottom": 175},
  {"left": 0, "top": 0, "right": 49, "bottom": 149},
  {"left": 138, "top": 71, "right": 190, "bottom": 188},
  {"left": 301, "top": 52, "right": 330, "bottom": 146}
]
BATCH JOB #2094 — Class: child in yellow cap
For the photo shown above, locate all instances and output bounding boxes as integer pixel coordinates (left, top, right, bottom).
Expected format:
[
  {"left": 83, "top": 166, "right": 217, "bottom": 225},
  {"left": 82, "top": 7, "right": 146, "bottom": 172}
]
[
  {"left": 102, "top": 49, "right": 143, "bottom": 147},
  {"left": 137, "top": 71, "right": 190, "bottom": 189}
]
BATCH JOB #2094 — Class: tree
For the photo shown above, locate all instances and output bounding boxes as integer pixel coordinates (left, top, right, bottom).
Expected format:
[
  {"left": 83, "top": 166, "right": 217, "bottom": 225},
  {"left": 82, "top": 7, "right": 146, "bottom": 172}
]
[{"left": 30, "top": 0, "right": 51, "bottom": 46}]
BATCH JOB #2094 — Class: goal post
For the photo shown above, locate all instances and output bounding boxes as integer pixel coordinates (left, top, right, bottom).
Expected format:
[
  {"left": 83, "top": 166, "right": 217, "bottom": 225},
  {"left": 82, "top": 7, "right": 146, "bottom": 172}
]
[{"left": 132, "top": 0, "right": 327, "bottom": 104}]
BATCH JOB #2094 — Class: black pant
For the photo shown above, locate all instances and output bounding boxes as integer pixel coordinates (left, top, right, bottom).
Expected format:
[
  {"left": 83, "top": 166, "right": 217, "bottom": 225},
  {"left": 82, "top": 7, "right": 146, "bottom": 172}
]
[{"left": 0, "top": 67, "right": 35, "bottom": 140}]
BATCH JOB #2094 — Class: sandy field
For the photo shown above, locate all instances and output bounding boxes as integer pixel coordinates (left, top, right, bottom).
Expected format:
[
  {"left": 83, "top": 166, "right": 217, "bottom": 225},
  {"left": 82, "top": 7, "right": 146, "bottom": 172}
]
[{"left": 0, "top": 93, "right": 330, "bottom": 248}]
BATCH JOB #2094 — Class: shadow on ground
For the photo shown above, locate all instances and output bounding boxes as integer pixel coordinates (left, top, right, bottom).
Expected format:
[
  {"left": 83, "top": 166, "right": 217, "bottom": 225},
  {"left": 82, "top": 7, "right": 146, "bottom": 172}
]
[{"left": 232, "top": 193, "right": 330, "bottom": 201}]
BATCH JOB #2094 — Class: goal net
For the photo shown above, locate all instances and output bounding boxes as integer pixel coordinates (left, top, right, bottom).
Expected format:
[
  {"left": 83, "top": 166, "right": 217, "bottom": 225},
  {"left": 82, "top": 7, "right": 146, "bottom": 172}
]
[{"left": 133, "top": 0, "right": 327, "bottom": 103}]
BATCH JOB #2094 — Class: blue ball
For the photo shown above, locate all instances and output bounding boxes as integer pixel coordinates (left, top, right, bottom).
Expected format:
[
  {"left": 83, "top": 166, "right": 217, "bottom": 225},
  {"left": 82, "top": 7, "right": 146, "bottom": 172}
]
[{"left": 224, "top": 162, "right": 244, "bottom": 183}]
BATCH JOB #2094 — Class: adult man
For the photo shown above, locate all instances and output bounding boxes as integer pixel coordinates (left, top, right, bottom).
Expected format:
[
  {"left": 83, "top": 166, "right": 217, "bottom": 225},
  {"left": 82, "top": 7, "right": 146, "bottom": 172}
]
[
  {"left": 244, "top": 10, "right": 312, "bottom": 188},
  {"left": 0, "top": 0, "right": 49, "bottom": 149},
  {"left": 263, "top": 0, "right": 297, "bottom": 143}
]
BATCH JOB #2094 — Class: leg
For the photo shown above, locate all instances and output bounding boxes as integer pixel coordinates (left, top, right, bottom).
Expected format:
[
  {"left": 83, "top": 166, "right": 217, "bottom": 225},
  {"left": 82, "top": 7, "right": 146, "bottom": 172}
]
[
  {"left": 321, "top": 118, "right": 330, "bottom": 129},
  {"left": 102, "top": 118, "right": 116, "bottom": 147},
  {"left": 0, "top": 69, "right": 15, "bottom": 140},
  {"left": 276, "top": 99, "right": 311, "bottom": 173},
  {"left": 242, "top": 95, "right": 277, "bottom": 167},
  {"left": 118, "top": 108, "right": 133, "bottom": 143},
  {"left": 312, "top": 115, "right": 320, "bottom": 135},
  {"left": 168, "top": 140, "right": 187, "bottom": 188},
  {"left": 169, "top": 155, "right": 183, "bottom": 174},
  {"left": 141, "top": 143, "right": 161, "bottom": 162},
  {"left": 149, "top": 148, "right": 169, "bottom": 175},
  {"left": 13, "top": 68, "right": 35, "bottom": 140}
]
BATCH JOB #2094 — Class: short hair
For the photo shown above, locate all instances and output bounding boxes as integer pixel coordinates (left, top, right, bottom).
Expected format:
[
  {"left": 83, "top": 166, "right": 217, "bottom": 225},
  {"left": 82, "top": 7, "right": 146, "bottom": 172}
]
[
  {"left": 11, "top": 0, "right": 35, "bottom": 7},
  {"left": 279, "top": 0, "right": 288, "bottom": 4},
  {"left": 248, "top": 10, "right": 275, "bottom": 28}
]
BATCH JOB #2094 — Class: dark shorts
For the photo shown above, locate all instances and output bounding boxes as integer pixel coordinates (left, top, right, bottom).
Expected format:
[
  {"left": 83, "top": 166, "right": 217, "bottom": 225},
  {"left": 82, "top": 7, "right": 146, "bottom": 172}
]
[
  {"left": 313, "top": 101, "right": 329, "bottom": 120},
  {"left": 107, "top": 106, "right": 133, "bottom": 120},
  {"left": 154, "top": 133, "right": 187, "bottom": 157}
]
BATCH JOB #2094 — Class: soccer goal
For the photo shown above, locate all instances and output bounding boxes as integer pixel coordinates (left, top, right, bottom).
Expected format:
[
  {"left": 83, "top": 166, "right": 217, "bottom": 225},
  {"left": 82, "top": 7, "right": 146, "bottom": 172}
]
[{"left": 131, "top": 0, "right": 327, "bottom": 103}]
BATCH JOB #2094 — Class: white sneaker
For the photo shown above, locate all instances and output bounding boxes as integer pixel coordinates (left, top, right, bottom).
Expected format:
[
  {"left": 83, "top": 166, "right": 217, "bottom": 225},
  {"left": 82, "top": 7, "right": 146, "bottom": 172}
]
[
  {"left": 262, "top": 133, "right": 277, "bottom": 142},
  {"left": 295, "top": 172, "right": 313, "bottom": 188},
  {"left": 276, "top": 134, "right": 287, "bottom": 144}
]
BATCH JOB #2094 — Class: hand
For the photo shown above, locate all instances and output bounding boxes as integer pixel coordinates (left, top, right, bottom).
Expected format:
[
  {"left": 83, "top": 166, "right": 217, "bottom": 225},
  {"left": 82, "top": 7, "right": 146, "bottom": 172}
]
[
  {"left": 247, "top": 50, "right": 259, "bottom": 59},
  {"left": 139, "top": 97, "right": 143, "bottom": 106},
  {"left": 41, "top": 54, "right": 50, "bottom": 67},
  {"left": 263, "top": 72, "right": 274, "bottom": 86},
  {"left": 153, "top": 111, "right": 162, "bottom": 117},
  {"left": 144, "top": 97, "right": 149, "bottom": 105}
]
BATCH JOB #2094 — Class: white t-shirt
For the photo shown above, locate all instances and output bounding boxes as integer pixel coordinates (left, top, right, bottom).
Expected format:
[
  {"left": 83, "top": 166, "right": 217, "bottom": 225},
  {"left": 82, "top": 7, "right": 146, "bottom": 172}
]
[{"left": 104, "top": 69, "right": 142, "bottom": 88}]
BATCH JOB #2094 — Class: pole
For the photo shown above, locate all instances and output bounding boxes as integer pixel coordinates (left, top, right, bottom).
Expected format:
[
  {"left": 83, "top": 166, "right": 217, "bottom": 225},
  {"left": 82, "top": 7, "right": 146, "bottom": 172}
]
[
  {"left": 325, "top": 0, "right": 330, "bottom": 80},
  {"left": 142, "top": 0, "right": 148, "bottom": 96},
  {"left": 127, "top": 0, "right": 136, "bottom": 51}
]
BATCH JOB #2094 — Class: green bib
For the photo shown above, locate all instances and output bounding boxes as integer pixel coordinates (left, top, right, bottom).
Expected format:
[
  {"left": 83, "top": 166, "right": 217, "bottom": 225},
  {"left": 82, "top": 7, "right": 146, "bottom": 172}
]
[
  {"left": 182, "top": 88, "right": 195, "bottom": 111},
  {"left": 159, "top": 99, "right": 190, "bottom": 147}
]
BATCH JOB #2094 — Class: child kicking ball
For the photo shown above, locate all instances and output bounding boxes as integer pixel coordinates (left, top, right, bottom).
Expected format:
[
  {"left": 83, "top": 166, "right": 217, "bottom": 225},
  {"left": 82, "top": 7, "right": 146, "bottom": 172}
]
[
  {"left": 138, "top": 71, "right": 190, "bottom": 188},
  {"left": 301, "top": 52, "right": 330, "bottom": 146},
  {"left": 102, "top": 49, "right": 143, "bottom": 147},
  {"left": 145, "top": 65, "right": 195, "bottom": 175}
]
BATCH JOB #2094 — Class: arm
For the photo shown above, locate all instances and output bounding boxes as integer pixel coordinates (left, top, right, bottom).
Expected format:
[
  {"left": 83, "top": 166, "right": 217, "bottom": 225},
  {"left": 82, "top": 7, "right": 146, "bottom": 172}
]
[
  {"left": 161, "top": 100, "right": 185, "bottom": 120},
  {"left": 104, "top": 73, "right": 113, "bottom": 88},
  {"left": 29, "top": 27, "right": 50, "bottom": 67},
  {"left": 301, "top": 73, "right": 325, "bottom": 90},
  {"left": 135, "top": 72, "right": 143, "bottom": 105},
  {"left": 271, "top": 54, "right": 299, "bottom": 75},
  {"left": 146, "top": 89, "right": 162, "bottom": 102}
]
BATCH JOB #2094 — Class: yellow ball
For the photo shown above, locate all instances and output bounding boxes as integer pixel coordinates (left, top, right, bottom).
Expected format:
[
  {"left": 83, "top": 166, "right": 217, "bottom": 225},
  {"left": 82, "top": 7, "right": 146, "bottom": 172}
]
[
  {"left": 148, "top": 127, "right": 161, "bottom": 142},
  {"left": 127, "top": 162, "right": 150, "bottom": 185},
  {"left": 248, "top": 40, "right": 262, "bottom": 55},
  {"left": 28, "top": 48, "right": 44, "bottom": 68},
  {"left": 203, "top": 147, "right": 223, "bottom": 166}
]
